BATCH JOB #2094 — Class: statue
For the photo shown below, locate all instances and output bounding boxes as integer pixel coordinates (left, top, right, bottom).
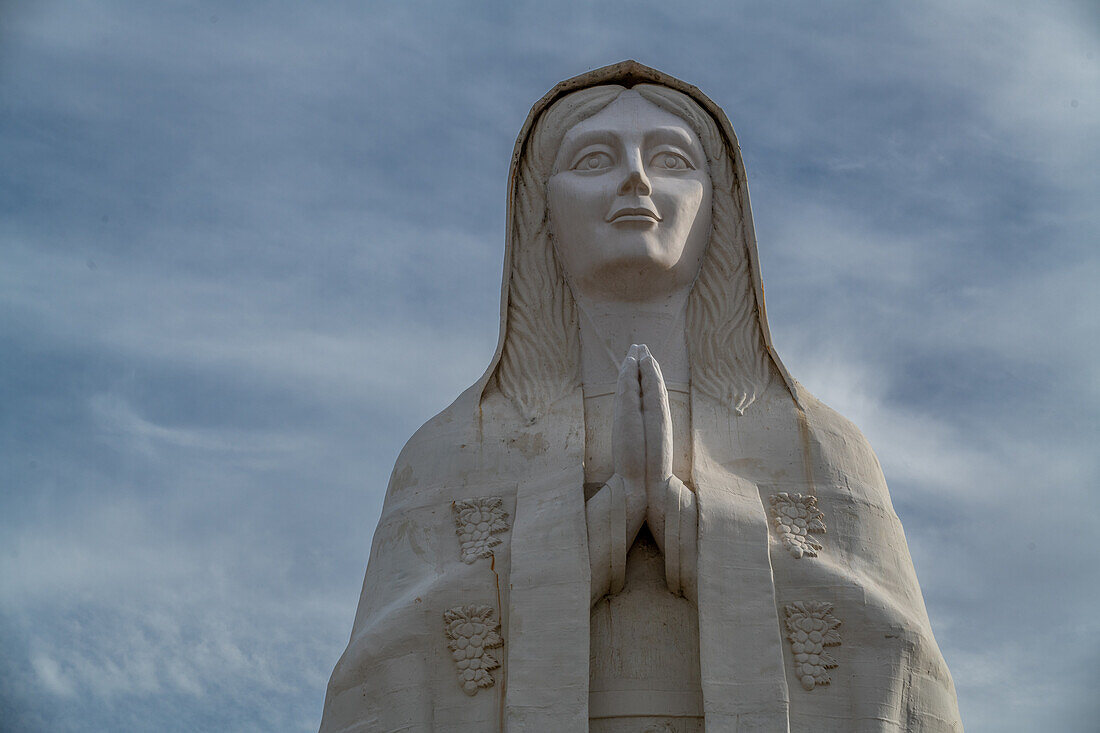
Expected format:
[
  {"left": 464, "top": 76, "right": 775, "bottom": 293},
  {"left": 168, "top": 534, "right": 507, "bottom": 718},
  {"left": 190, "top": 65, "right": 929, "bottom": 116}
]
[{"left": 320, "top": 61, "right": 963, "bottom": 733}]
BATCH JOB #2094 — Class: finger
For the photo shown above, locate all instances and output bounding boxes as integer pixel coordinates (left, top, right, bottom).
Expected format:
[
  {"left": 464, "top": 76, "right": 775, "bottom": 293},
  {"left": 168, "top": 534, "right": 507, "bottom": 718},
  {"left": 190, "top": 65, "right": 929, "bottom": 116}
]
[
  {"left": 639, "top": 347, "right": 670, "bottom": 417},
  {"left": 616, "top": 352, "right": 640, "bottom": 397},
  {"left": 639, "top": 349, "right": 673, "bottom": 478},
  {"left": 616, "top": 356, "right": 641, "bottom": 416},
  {"left": 613, "top": 354, "right": 641, "bottom": 436},
  {"left": 613, "top": 353, "right": 644, "bottom": 483},
  {"left": 627, "top": 343, "right": 640, "bottom": 361}
]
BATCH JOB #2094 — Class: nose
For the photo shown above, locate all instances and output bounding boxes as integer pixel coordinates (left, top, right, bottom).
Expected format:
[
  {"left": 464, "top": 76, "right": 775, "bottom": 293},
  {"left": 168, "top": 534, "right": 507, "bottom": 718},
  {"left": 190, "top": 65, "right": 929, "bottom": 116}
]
[{"left": 617, "top": 149, "right": 652, "bottom": 196}]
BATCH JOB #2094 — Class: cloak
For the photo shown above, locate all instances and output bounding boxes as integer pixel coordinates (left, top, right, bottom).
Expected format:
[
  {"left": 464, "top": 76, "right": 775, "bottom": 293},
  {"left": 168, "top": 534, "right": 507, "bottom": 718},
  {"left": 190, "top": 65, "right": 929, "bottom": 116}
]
[{"left": 320, "top": 61, "right": 963, "bottom": 733}]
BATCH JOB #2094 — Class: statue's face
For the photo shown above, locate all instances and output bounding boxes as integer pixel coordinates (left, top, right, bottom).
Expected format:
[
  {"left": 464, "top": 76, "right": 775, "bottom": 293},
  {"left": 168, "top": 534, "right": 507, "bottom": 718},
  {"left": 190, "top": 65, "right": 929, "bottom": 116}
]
[{"left": 548, "top": 90, "right": 712, "bottom": 303}]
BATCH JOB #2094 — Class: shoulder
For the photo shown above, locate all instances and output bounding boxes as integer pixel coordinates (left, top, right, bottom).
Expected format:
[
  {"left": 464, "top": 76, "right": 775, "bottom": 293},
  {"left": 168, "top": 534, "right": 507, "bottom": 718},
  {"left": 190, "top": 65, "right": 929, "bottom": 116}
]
[
  {"left": 384, "top": 381, "right": 524, "bottom": 505},
  {"left": 384, "top": 382, "right": 483, "bottom": 500},
  {"left": 791, "top": 380, "right": 889, "bottom": 492}
]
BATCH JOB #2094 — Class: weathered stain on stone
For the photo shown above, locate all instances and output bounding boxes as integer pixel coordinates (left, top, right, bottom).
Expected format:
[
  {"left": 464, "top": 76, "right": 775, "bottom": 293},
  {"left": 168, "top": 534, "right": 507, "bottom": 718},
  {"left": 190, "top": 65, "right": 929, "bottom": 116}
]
[
  {"left": 510, "top": 432, "right": 548, "bottom": 458},
  {"left": 391, "top": 464, "right": 417, "bottom": 495}
]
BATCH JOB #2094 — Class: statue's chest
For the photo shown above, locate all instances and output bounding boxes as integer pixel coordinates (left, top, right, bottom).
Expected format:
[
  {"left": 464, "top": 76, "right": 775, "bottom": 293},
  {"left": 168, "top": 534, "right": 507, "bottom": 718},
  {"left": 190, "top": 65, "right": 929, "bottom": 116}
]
[{"left": 589, "top": 527, "right": 703, "bottom": 728}]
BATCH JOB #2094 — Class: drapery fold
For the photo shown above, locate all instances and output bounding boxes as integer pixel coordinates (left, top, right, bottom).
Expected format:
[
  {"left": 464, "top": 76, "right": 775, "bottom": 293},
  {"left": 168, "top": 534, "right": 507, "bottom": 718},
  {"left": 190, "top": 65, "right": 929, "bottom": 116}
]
[
  {"left": 504, "top": 393, "right": 590, "bottom": 732},
  {"left": 690, "top": 395, "right": 792, "bottom": 733}
]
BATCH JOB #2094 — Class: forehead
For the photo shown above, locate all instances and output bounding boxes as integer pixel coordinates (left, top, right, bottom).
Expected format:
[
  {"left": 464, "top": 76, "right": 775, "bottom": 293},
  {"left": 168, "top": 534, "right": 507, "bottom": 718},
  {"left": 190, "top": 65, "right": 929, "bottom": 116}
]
[{"left": 560, "top": 89, "right": 700, "bottom": 146}]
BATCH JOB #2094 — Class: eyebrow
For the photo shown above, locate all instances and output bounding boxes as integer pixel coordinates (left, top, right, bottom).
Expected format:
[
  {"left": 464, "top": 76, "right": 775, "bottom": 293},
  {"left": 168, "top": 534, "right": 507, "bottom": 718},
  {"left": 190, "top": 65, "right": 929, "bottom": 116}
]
[
  {"left": 559, "top": 130, "right": 617, "bottom": 157},
  {"left": 643, "top": 126, "right": 698, "bottom": 150},
  {"left": 564, "top": 125, "right": 698, "bottom": 151}
]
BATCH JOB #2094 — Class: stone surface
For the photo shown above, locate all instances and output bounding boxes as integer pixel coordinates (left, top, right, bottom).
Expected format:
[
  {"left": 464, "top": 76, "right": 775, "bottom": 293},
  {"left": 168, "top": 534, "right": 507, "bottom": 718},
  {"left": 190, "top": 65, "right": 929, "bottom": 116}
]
[{"left": 319, "top": 60, "right": 963, "bottom": 733}]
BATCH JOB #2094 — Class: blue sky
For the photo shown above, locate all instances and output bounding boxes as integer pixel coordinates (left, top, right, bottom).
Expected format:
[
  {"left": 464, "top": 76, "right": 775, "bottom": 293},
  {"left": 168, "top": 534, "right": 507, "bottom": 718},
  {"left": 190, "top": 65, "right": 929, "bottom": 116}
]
[{"left": 1, "top": 1, "right": 1097, "bottom": 731}]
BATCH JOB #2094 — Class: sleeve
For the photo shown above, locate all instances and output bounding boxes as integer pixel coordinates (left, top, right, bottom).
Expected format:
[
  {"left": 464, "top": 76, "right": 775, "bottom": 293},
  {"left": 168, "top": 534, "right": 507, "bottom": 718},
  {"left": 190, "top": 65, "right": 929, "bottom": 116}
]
[
  {"left": 585, "top": 473, "right": 631, "bottom": 603},
  {"left": 662, "top": 474, "right": 698, "bottom": 602}
]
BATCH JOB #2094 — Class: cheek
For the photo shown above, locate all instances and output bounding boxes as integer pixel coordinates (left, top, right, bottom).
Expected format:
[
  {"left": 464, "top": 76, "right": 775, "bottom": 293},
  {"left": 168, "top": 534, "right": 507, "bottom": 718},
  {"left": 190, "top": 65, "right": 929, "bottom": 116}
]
[
  {"left": 548, "top": 177, "right": 611, "bottom": 242},
  {"left": 656, "top": 179, "right": 708, "bottom": 228},
  {"left": 550, "top": 177, "right": 604, "bottom": 213}
]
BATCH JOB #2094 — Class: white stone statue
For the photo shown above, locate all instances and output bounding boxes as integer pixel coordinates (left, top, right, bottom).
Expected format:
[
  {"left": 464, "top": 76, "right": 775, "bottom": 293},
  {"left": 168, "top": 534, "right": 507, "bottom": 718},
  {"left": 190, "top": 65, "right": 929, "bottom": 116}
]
[{"left": 320, "top": 61, "right": 963, "bottom": 733}]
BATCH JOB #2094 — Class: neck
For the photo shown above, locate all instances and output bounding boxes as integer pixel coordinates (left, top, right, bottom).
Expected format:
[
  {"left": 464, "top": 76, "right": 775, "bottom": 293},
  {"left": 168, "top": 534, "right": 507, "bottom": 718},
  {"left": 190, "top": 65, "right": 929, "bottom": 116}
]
[{"left": 573, "top": 288, "right": 692, "bottom": 388}]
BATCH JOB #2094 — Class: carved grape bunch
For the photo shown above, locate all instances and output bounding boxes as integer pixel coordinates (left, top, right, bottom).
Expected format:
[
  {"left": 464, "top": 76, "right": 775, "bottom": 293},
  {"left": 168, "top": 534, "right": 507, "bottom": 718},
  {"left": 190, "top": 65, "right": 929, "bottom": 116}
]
[
  {"left": 784, "top": 601, "right": 842, "bottom": 691},
  {"left": 444, "top": 605, "right": 503, "bottom": 696},
  {"left": 452, "top": 497, "right": 510, "bottom": 564},
  {"left": 768, "top": 492, "right": 826, "bottom": 559}
]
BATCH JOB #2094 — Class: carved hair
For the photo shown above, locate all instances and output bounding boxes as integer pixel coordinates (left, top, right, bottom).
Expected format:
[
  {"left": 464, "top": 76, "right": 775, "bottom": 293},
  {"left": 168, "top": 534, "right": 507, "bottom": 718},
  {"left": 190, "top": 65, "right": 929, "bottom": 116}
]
[{"left": 489, "top": 84, "right": 772, "bottom": 422}]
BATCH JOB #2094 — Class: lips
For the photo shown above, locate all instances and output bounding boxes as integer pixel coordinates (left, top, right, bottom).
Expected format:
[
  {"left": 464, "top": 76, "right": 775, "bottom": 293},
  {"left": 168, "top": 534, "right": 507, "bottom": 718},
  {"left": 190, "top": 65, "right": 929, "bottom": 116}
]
[{"left": 607, "top": 205, "right": 662, "bottom": 223}]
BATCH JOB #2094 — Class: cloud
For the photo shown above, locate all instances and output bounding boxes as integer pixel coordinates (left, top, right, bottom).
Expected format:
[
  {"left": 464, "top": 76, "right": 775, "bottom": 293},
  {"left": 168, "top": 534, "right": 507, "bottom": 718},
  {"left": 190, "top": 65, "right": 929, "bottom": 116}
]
[
  {"left": 29, "top": 654, "right": 76, "bottom": 698},
  {"left": 1, "top": 1, "right": 1096, "bottom": 731}
]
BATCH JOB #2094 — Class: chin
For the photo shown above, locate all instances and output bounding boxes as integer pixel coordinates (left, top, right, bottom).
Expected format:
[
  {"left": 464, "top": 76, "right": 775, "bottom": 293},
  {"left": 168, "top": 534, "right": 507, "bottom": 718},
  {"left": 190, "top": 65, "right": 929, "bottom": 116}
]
[
  {"left": 584, "top": 252, "right": 681, "bottom": 301},
  {"left": 607, "top": 230, "right": 680, "bottom": 265}
]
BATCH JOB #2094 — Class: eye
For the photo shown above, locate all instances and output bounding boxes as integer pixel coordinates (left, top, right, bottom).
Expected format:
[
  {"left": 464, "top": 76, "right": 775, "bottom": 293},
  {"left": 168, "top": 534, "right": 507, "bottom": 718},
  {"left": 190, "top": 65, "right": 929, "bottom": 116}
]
[
  {"left": 572, "top": 151, "right": 614, "bottom": 172},
  {"left": 651, "top": 151, "right": 692, "bottom": 171}
]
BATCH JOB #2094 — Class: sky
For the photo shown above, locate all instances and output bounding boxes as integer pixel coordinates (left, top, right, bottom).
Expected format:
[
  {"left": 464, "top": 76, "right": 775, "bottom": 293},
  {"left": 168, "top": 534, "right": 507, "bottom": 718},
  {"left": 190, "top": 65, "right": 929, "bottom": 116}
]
[{"left": 0, "top": 1, "right": 1097, "bottom": 731}]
